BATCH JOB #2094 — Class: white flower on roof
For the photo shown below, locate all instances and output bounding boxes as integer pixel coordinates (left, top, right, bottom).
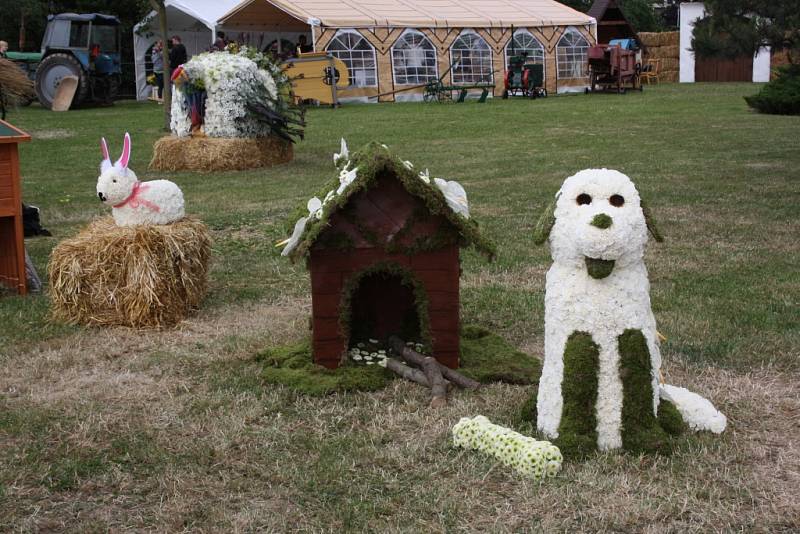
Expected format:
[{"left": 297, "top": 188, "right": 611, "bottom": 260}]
[
  {"left": 403, "top": 160, "right": 414, "bottom": 170},
  {"left": 334, "top": 138, "right": 349, "bottom": 167},
  {"left": 323, "top": 189, "right": 336, "bottom": 205},
  {"left": 337, "top": 167, "right": 359, "bottom": 195},
  {"left": 434, "top": 178, "right": 470, "bottom": 218},
  {"left": 279, "top": 196, "right": 322, "bottom": 256},
  {"left": 419, "top": 169, "right": 431, "bottom": 184}
]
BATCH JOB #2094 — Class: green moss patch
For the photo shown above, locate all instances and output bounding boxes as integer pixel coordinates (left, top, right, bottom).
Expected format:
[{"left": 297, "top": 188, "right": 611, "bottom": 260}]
[
  {"left": 258, "top": 325, "right": 541, "bottom": 396},
  {"left": 556, "top": 331, "right": 600, "bottom": 459},
  {"left": 585, "top": 257, "right": 616, "bottom": 280},
  {"left": 618, "top": 329, "right": 671, "bottom": 454},
  {"left": 657, "top": 398, "right": 686, "bottom": 436}
]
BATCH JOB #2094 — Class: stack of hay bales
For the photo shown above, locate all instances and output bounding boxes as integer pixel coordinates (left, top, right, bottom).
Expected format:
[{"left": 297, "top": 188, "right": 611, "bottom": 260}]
[
  {"left": 49, "top": 217, "right": 211, "bottom": 328},
  {"left": 639, "top": 32, "right": 680, "bottom": 83}
]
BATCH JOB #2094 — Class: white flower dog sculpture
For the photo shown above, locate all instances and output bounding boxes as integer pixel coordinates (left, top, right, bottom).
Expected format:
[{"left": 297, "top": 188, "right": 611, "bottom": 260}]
[
  {"left": 96, "top": 133, "right": 185, "bottom": 226},
  {"left": 533, "top": 169, "right": 725, "bottom": 455}
]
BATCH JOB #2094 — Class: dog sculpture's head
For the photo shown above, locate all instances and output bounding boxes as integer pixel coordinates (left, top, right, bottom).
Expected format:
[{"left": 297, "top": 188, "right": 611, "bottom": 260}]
[
  {"left": 533, "top": 169, "right": 662, "bottom": 279},
  {"left": 96, "top": 132, "right": 138, "bottom": 205}
]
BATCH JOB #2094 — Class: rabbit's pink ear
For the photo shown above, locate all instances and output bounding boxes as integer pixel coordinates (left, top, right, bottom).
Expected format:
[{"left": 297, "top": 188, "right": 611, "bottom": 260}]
[
  {"left": 117, "top": 132, "right": 131, "bottom": 169},
  {"left": 100, "top": 137, "right": 110, "bottom": 161}
]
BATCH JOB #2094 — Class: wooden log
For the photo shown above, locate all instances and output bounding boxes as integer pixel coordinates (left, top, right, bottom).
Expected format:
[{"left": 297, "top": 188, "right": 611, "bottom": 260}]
[
  {"left": 421, "top": 356, "right": 447, "bottom": 408},
  {"left": 388, "top": 336, "right": 481, "bottom": 390},
  {"left": 384, "top": 357, "right": 430, "bottom": 387}
]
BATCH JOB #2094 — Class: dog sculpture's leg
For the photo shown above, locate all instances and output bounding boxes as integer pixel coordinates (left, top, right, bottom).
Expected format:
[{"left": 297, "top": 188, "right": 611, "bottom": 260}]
[
  {"left": 556, "top": 331, "right": 600, "bottom": 457},
  {"left": 618, "top": 329, "right": 670, "bottom": 453}
]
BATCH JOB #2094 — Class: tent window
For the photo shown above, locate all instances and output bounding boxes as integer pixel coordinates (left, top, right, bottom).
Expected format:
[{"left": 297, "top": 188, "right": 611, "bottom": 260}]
[
  {"left": 557, "top": 28, "right": 589, "bottom": 79},
  {"left": 505, "top": 30, "right": 544, "bottom": 68},
  {"left": 450, "top": 31, "right": 493, "bottom": 84},
  {"left": 391, "top": 30, "right": 438, "bottom": 85},
  {"left": 326, "top": 30, "right": 377, "bottom": 87}
]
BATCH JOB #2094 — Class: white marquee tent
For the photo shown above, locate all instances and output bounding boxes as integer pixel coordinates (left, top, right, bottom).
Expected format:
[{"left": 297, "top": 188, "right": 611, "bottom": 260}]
[{"left": 133, "top": 0, "right": 242, "bottom": 100}]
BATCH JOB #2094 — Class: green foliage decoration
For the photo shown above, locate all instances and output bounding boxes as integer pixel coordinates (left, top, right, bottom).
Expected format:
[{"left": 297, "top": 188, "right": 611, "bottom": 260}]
[
  {"left": 618, "top": 329, "right": 671, "bottom": 454},
  {"left": 745, "top": 65, "right": 800, "bottom": 116},
  {"left": 555, "top": 331, "right": 600, "bottom": 459}
]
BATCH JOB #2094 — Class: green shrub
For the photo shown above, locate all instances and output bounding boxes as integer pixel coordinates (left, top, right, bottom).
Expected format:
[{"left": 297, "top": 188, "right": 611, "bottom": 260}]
[{"left": 745, "top": 65, "right": 800, "bottom": 116}]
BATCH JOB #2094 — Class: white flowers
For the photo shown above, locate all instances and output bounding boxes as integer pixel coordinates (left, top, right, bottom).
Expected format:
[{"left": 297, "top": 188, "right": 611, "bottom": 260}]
[
  {"left": 434, "top": 178, "right": 470, "bottom": 218},
  {"left": 279, "top": 196, "right": 322, "bottom": 257},
  {"left": 453, "top": 416, "right": 562, "bottom": 480},
  {"left": 337, "top": 166, "right": 359, "bottom": 195},
  {"left": 348, "top": 344, "right": 389, "bottom": 366},
  {"left": 334, "top": 138, "right": 349, "bottom": 167},
  {"left": 171, "top": 52, "right": 281, "bottom": 139},
  {"left": 660, "top": 385, "right": 727, "bottom": 434}
]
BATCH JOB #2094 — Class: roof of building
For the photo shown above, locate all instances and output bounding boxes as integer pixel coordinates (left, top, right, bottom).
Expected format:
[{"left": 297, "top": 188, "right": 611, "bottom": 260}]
[
  {"left": 220, "top": 0, "right": 595, "bottom": 30},
  {"left": 281, "top": 142, "right": 495, "bottom": 261}
]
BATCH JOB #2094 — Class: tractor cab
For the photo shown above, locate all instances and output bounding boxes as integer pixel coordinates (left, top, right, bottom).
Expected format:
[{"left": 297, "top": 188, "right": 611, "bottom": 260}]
[{"left": 35, "top": 13, "right": 121, "bottom": 109}]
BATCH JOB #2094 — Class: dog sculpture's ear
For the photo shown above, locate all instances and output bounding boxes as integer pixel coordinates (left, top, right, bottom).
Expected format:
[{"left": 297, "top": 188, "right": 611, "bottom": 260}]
[
  {"left": 640, "top": 197, "right": 664, "bottom": 242},
  {"left": 533, "top": 193, "right": 559, "bottom": 245}
]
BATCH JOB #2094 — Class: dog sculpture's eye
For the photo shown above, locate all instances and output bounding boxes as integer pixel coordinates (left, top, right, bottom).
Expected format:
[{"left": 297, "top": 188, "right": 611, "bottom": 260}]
[
  {"left": 576, "top": 193, "right": 592, "bottom": 205},
  {"left": 112, "top": 179, "right": 117, "bottom": 183},
  {"left": 609, "top": 194, "right": 624, "bottom": 207}
]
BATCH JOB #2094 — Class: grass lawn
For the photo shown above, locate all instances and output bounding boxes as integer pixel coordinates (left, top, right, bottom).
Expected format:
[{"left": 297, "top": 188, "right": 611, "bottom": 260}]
[{"left": 1, "top": 84, "right": 798, "bottom": 531}]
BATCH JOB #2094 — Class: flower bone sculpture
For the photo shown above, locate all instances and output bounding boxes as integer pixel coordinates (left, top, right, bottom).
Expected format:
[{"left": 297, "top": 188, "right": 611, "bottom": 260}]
[{"left": 96, "top": 133, "right": 185, "bottom": 226}]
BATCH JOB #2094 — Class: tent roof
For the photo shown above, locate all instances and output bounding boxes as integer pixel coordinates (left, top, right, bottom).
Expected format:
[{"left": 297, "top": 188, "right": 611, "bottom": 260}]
[
  {"left": 220, "top": 0, "right": 595, "bottom": 29},
  {"left": 134, "top": 0, "right": 242, "bottom": 33}
]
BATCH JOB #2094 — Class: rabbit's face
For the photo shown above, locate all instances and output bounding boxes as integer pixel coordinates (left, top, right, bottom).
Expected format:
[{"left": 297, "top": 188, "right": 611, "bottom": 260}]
[
  {"left": 550, "top": 169, "right": 648, "bottom": 273},
  {"left": 97, "top": 167, "right": 138, "bottom": 206}
]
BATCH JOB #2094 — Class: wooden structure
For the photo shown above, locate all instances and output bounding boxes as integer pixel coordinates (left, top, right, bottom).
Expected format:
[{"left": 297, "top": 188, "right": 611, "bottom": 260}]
[
  {"left": 0, "top": 120, "right": 30, "bottom": 295},
  {"left": 287, "top": 145, "right": 493, "bottom": 369},
  {"left": 282, "top": 52, "right": 350, "bottom": 105},
  {"left": 588, "top": 0, "right": 637, "bottom": 45},
  {"left": 695, "top": 55, "right": 753, "bottom": 82}
]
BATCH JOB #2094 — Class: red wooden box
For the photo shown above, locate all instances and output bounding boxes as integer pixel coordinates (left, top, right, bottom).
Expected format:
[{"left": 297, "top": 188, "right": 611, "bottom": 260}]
[{"left": 0, "top": 120, "right": 30, "bottom": 295}]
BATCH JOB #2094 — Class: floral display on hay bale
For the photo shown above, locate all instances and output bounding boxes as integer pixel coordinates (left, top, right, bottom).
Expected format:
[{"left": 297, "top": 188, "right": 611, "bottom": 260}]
[
  {"left": 276, "top": 140, "right": 496, "bottom": 406},
  {"left": 150, "top": 45, "right": 304, "bottom": 172},
  {"left": 48, "top": 216, "right": 211, "bottom": 328},
  {"left": 531, "top": 169, "right": 726, "bottom": 457},
  {"left": 48, "top": 134, "right": 211, "bottom": 328}
]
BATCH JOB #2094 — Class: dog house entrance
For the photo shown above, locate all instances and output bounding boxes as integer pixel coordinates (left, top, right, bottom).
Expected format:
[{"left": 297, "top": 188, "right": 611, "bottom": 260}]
[{"left": 348, "top": 271, "right": 421, "bottom": 346}]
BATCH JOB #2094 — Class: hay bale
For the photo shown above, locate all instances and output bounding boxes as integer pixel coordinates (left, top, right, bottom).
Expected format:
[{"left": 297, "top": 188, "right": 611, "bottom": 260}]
[
  {"left": 660, "top": 70, "right": 679, "bottom": 83},
  {"left": 638, "top": 32, "right": 678, "bottom": 47},
  {"left": 49, "top": 217, "right": 211, "bottom": 328},
  {"left": 647, "top": 45, "right": 680, "bottom": 60},
  {"left": 149, "top": 135, "right": 293, "bottom": 172},
  {"left": 0, "top": 58, "right": 35, "bottom": 108},
  {"left": 658, "top": 58, "right": 679, "bottom": 71}
]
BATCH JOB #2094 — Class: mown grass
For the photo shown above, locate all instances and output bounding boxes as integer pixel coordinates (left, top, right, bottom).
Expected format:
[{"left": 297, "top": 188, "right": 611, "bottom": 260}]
[{"left": 1, "top": 84, "right": 798, "bottom": 531}]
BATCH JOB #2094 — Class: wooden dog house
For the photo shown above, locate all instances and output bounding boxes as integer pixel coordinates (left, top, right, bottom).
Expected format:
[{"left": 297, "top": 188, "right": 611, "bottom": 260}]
[
  {"left": 284, "top": 143, "right": 494, "bottom": 369},
  {"left": 0, "top": 120, "right": 30, "bottom": 295}
]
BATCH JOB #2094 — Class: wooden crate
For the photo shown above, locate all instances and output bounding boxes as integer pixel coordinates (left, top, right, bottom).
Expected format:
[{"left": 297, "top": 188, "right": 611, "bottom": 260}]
[{"left": 0, "top": 120, "right": 30, "bottom": 295}]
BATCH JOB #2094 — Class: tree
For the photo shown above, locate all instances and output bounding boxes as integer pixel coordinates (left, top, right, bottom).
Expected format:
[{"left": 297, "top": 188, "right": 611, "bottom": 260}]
[
  {"left": 692, "top": 0, "right": 800, "bottom": 64},
  {"left": 148, "top": 0, "right": 171, "bottom": 131}
]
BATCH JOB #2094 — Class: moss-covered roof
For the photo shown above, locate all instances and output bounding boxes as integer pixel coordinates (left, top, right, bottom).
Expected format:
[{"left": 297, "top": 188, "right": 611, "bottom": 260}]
[{"left": 283, "top": 142, "right": 496, "bottom": 261}]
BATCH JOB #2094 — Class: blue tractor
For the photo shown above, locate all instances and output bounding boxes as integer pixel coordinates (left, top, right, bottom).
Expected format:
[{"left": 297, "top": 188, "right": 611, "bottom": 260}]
[{"left": 33, "top": 13, "right": 122, "bottom": 109}]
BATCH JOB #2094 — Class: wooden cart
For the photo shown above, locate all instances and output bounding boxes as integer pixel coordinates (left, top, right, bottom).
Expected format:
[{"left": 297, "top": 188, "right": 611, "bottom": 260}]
[{"left": 0, "top": 120, "right": 30, "bottom": 295}]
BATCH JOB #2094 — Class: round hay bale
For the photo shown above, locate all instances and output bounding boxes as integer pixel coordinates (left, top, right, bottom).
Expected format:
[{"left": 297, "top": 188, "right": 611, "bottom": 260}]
[
  {"left": 49, "top": 217, "right": 211, "bottom": 328},
  {"left": 149, "top": 135, "right": 293, "bottom": 172}
]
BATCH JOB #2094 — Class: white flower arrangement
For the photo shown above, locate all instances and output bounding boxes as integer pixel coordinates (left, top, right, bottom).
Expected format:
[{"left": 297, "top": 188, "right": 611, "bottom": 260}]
[
  {"left": 659, "top": 385, "right": 727, "bottom": 434},
  {"left": 452, "top": 416, "right": 562, "bottom": 480}
]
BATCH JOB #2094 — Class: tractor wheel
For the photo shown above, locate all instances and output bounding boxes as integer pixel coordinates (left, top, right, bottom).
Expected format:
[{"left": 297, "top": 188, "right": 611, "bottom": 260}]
[{"left": 35, "top": 53, "right": 89, "bottom": 110}]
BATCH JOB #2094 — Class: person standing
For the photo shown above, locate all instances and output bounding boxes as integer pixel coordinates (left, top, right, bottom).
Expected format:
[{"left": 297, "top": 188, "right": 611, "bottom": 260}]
[
  {"left": 169, "top": 35, "right": 187, "bottom": 72},
  {"left": 151, "top": 40, "right": 164, "bottom": 101},
  {"left": 0, "top": 41, "right": 9, "bottom": 58}
]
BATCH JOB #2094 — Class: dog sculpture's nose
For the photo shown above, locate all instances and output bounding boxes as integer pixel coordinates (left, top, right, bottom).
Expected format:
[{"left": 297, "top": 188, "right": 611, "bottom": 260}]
[
  {"left": 98, "top": 192, "right": 105, "bottom": 201},
  {"left": 591, "top": 213, "right": 612, "bottom": 229}
]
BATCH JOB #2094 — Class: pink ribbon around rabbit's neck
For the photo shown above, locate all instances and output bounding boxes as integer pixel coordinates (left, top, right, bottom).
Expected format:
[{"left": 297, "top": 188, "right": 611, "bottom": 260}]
[{"left": 113, "top": 181, "right": 161, "bottom": 212}]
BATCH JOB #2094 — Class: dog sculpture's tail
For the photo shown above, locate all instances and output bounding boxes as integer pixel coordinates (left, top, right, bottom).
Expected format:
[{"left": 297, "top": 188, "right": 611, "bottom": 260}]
[{"left": 659, "top": 385, "right": 727, "bottom": 433}]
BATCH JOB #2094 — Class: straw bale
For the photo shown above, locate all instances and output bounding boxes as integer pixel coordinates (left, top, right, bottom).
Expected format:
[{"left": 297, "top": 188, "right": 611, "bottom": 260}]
[
  {"left": 647, "top": 45, "right": 680, "bottom": 60},
  {"left": 49, "top": 216, "right": 211, "bottom": 328},
  {"left": 149, "top": 135, "right": 293, "bottom": 172},
  {"left": 638, "top": 32, "right": 678, "bottom": 47},
  {"left": 657, "top": 58, "right": 679, "bottom": 71},
  {"left": 660, "top": 70, "right": 679, "bottom": 83},
  {"left": 0, "top": 58, "right": 35, "bottom": 107}
]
